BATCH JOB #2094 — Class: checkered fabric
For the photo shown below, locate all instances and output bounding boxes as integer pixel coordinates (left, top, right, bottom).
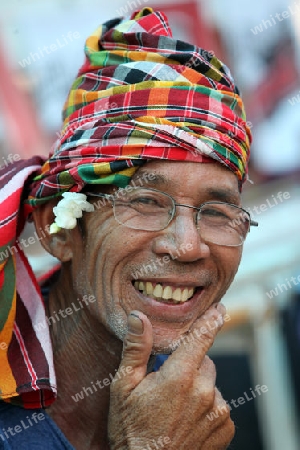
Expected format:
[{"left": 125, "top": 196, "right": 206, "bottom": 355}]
[{"left": 0, "top": 7, "right": 252, "bottom": 408}]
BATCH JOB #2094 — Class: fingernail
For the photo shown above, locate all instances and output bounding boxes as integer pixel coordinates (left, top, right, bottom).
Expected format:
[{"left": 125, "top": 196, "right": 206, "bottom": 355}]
[
  {"left": 202, "top": 304, "right": 223, "bottom": 321},
  {"left": 128, "top": 312, "right": 144, "bottom": 335},
  {"left": 216, "top": 302, "right": 226, "bottom": 316}
]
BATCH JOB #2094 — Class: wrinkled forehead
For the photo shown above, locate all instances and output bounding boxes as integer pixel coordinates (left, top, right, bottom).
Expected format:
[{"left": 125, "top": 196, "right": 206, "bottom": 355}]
[
  {"left": 133, "top": 160, "right": 241, "bottom": 203},
  {"left": 86, "top": 160, "right": 241, "bottom": 205}
]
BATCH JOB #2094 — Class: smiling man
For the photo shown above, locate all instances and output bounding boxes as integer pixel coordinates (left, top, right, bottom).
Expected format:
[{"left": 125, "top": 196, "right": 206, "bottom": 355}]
[{"left": 0, "top": 7, "right": 254, "bottom": 450}]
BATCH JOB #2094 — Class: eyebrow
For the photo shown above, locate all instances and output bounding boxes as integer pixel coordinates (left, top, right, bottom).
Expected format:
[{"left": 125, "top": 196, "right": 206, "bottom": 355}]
[
  {"left": 133, "top": 170, "right": 240, "bottom": 205},
  {"left": 132, "top": 171, "right": 168, "bottom": 186},
  {"left": 203, "top": 188, "right": 240, "bottom": 205}
]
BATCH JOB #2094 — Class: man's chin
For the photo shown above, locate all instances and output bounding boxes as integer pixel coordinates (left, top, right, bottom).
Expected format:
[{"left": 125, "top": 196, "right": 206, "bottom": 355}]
[{"left": 151, "top": 336, "right": 183, "bottom": 355}]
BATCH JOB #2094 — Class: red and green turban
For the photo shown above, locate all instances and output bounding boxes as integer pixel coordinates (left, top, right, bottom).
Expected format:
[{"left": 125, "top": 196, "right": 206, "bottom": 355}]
[{"left": 0, "top": 7, "right": 252, "bottom": 409}]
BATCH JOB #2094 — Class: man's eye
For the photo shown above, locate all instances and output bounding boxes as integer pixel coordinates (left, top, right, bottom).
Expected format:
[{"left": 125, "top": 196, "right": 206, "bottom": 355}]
[
  {"left": 130, "top": 196, "right": 162, "bottom": 207},
  {"left": 202, "top": 208, "right": 228, "bottom": 218},
  {"left": 133, "top": 197, "right": 155, "bottom": 204}
]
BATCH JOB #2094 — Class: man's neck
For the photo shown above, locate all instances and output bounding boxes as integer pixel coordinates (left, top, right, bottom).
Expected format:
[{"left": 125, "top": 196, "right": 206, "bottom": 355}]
[{"left": 46, "top": 272, "right": 123, "bottom": 449}]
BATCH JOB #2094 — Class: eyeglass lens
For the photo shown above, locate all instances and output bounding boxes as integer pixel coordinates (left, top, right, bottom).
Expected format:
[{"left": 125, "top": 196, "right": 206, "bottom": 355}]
[{"left": 112, "top": 188, "right": 250, "bottom": 246}]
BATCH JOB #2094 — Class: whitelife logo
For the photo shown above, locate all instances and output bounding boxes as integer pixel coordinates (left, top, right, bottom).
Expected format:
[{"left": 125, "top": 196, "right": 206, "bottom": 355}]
[
  {"left": 206, "top": 384, "right": 268, "bottom": 421},
  {"left": 19, "top": 31, "right": 81, "bottom": 68},
  {"left": 250, "top": 1, "right": 300, "bottom": 35},
  {"left": 0, "top": 412, "right": 46, "bottom": 442}
]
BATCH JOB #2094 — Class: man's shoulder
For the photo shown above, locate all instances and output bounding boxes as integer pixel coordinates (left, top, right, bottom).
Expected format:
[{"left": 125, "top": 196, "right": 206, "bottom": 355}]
[{"left": 0, "top": 402, "right": 74, "bottom": 449}]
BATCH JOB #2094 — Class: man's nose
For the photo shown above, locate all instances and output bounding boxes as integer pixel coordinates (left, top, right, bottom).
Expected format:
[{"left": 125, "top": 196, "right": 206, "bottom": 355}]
[{"left": 151, "top": 208, "right": 210, "bottom": 262}]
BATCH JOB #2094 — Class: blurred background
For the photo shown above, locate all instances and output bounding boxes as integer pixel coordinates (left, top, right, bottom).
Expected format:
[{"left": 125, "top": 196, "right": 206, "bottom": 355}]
[{"left": 0, "top": 0, "right": 299, "bottom": 448}]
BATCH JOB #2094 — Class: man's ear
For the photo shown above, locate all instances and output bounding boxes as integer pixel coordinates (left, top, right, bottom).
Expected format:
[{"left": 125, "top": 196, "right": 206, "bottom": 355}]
[{"left": 31, "top": 200, "right": 74, "bottom": 262}]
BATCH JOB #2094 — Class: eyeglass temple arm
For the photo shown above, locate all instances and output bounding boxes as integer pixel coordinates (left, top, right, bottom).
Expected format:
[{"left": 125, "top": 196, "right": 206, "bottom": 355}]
[{"left": 85, "top": 192, "right": 113, "bottom": 199}]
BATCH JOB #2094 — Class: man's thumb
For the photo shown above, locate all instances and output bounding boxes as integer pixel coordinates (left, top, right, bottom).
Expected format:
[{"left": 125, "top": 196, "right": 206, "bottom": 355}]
[{"left": 113, "top": 311, "right": 153, "bottom": 392}]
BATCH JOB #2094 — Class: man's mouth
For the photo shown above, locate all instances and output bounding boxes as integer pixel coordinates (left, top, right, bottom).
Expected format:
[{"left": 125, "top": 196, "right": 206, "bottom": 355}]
[{"left": 133, "top": 280, "right": 202, "bottom": 304}]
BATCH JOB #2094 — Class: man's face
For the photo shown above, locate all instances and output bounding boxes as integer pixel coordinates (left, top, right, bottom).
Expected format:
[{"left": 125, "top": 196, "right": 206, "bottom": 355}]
[{"left": 71, "top": 161, "right": 243, "bottom": 353}]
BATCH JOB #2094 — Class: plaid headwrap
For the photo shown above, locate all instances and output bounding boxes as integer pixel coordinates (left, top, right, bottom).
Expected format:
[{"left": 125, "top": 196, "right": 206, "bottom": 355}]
[{"left": 0, "top": 7, "right": 251, "bottom": 408}]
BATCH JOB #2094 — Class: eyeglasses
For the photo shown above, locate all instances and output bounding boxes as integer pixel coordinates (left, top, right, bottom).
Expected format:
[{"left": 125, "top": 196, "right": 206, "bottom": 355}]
[{"left": 85, "top": 187, "right": 258, "bottom": 247}]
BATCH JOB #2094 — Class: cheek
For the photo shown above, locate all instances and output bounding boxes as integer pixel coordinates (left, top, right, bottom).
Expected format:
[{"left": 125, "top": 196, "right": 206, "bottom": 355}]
[
  {"left": 66, "top": 213, "right": 114, "bottom": 303},
  {"left": 215, "top": 246, "right": 242, "bottom": 291},
  {"left": 71, "top": 215, "right": 146, "bottom": 340}
]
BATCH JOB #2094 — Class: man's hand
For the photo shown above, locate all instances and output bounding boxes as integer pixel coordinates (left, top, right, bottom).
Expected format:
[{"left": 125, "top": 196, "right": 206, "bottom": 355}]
[{"left": 108, "top": 304, "right": 234, "bottom": 450}]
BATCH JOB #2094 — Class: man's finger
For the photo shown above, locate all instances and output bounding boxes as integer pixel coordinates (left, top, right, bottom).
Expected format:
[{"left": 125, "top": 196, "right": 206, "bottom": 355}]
[
  {"left": 112, "top": 311, "right": 153, "bottom": 394},
  {"left": 161, "top": 303, "right": 226, "bottom": 379}
]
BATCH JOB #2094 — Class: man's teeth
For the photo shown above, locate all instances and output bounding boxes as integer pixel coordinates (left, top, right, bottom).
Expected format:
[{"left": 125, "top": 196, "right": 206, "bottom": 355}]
[{"left": 133, "top": 281, "right": 195, "bottom": 303}]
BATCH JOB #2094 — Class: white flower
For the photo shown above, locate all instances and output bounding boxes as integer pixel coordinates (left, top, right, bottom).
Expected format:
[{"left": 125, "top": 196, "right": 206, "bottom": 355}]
[
  {"left": 49, "top": 223, "right": 61, "bottom": 234},
  {"left": 49, "top": 192, "right": 94, "bottom": 233}
]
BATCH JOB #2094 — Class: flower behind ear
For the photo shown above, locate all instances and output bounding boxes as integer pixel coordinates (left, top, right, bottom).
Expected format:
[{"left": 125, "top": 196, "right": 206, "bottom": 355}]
[{"left": 50, "top": 192, "right": 94, "bottom": 233}]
